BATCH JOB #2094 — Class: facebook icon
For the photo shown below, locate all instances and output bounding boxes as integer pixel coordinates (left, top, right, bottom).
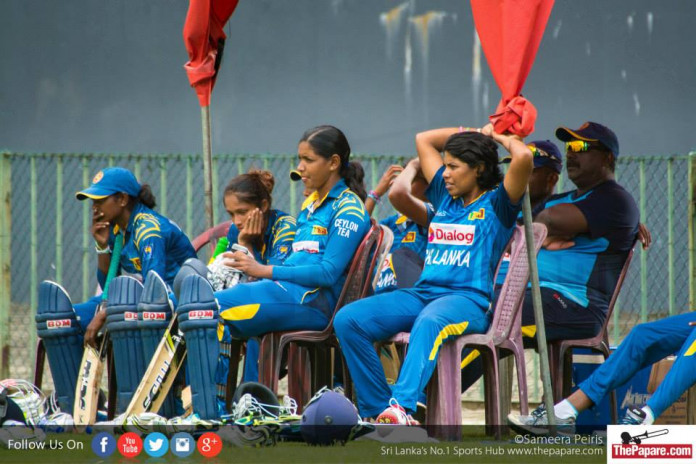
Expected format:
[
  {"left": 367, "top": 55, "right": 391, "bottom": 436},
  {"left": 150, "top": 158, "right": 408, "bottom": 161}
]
[{"left": 92, "top": 432, "right": 116, "bottom": 458}]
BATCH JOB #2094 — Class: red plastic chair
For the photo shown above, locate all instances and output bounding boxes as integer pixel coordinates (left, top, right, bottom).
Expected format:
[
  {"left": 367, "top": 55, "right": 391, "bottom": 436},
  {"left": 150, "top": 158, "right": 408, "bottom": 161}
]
[
  {"left": 547, "top": 239, "right": 638, "bottom": 424},
  {"left": 191, "top": 220, "right": 233, "bottom": 261},
  {"left": 387, "top": 223, "right": 547, "bottom": 440}
]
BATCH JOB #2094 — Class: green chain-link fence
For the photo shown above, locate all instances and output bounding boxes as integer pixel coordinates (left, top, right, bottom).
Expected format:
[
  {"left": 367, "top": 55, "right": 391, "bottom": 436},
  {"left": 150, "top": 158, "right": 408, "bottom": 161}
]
[{"left": 1, "top": 151, "right": 695, "bottom": 402}]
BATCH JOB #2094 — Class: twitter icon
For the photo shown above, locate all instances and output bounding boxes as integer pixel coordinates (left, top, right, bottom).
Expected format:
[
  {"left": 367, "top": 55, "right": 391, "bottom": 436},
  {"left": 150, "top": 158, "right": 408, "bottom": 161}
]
[{"left": 144, "top": 432, "right": 168, "bottom": 458}]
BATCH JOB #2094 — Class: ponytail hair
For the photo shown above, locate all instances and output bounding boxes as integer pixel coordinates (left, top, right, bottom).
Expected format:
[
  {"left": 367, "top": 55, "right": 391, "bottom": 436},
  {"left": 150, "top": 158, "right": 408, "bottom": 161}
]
[
  {"left": 341, "top": 161, "right": 367, "bottom": 202},
  {"left": 223, "top": 169, "right": 275, "bottom": 209},
  {"left": 137, "top": 184, "right": 157, "bottom": 209},
  {"left": 300, "top": 125, "right": 367, "bottom": 201}
]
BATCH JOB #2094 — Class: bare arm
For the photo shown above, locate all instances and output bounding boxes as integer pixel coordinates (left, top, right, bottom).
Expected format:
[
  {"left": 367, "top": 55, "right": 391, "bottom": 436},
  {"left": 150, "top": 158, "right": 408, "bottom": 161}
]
[
  {"left": 365, "top": 165, "right": 403, "bottom": 216},
  {"left": 535, "top": 203, "right": 589, "bottom": 238},
  {"left": 388, "top": 158, "right": 430, "bottom": 227},
  {"left": 415, "top": 127, "right": 460, "bottom": 183},
  {"left": 482, "top": 124, "right": 534, "bottom": 204}
]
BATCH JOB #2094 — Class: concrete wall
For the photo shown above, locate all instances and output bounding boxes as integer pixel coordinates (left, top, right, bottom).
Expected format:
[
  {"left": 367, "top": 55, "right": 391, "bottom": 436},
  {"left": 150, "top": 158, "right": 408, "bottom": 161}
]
[{"left": 2, "top": 0, "right": 695, "bottom": 156}]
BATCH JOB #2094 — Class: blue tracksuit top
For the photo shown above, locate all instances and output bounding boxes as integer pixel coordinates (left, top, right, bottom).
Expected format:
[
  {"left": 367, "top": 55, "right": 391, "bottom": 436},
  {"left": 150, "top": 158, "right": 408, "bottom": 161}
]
[
  {"left": 225, "top": 209, "right": 296, "bottom": 265},
  {"left": 414, "top": 166, "right": 521, "bottom": 301},
  {"left": 100, "top": 202, "right": 196, "bottom": 288},
  {"left": 272, "top": 178, "right": 370, "bottom": 306}
]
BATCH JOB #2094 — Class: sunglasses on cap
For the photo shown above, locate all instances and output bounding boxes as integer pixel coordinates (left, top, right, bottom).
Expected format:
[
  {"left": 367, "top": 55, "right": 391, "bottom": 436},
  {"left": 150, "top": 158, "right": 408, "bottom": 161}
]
[
  {"left": 527, "top": 145, "right": 555, "bottom": 159},
  {"left": 565, "top": 140, "right": 607, "bottom": 153}
]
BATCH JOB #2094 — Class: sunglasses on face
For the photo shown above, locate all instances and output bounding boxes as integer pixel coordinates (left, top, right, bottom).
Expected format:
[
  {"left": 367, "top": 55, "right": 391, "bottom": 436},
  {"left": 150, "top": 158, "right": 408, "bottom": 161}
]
[{"left": 565, "top": 140, "right": 605, "bottom": 153}]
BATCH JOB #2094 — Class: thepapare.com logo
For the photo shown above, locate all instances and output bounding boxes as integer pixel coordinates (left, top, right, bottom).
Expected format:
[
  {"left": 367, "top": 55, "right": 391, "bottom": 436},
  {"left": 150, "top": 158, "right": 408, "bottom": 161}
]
[{"left": 609, "top": 425, "right": 693, "bottom": 461}]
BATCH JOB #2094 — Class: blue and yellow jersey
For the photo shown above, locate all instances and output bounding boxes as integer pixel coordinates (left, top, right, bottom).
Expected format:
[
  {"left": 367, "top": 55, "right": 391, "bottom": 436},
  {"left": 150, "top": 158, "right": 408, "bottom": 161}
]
[
  {"left": 414, "top": 166, "right": 520, "bottom": 302},
  {"left": 534, "top": 180, "right": 638, "bottom": 319},
  {"left": 101, "top": 202, "right": 196, "bottom": 287},
  {"left": 225, "top": 209, "right": 296, "bottom": 265},
  {"left": 374, "top": 206, "right": 433, "bottom": 293},
  {"left": 273, "top": 178, "right": 370, "bottom": 311}
]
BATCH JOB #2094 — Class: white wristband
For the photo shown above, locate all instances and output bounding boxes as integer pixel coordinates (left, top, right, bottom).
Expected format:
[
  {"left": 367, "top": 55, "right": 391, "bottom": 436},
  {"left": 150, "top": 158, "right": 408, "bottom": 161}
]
[{"left": 95, "top": 244, "right": 112, "bottom": 255}]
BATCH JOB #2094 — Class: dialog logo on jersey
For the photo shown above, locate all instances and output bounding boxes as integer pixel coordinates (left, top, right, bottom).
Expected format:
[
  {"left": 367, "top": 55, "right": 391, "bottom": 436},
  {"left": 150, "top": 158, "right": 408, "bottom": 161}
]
[{"left": 428, "top": 223, "right": 475, "bottom": 246}]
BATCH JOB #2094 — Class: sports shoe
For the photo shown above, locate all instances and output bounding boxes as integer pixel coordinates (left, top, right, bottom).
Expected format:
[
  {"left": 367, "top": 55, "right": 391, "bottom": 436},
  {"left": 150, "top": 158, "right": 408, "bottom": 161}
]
[
  {"left": 376, "top": 399, "right": 420, "bottom": 426},
  {"left": 620, "top": 408, "right": 647, "bottom": 425},
  {"left": 507, "top": 404, "right": 575, "bottom": 436}
]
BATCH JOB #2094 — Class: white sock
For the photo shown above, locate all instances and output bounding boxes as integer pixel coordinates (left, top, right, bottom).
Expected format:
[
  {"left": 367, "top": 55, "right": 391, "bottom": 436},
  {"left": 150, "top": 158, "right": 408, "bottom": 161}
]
[
  {"left": 554, "top": 400, "right": 579, "bottom": 419},
  {"left": 642, "top": 406, "right": 655, "bottom": 425}
]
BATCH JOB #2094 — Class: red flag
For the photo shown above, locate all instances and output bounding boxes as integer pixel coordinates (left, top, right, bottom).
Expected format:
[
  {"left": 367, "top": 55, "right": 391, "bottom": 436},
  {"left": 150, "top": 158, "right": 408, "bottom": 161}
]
[
  {"left": 470, "top": 0, "right": 554, "bottom": 136},
  {"left": 183, "top": 0, "right": 240, "bottom": 107}
]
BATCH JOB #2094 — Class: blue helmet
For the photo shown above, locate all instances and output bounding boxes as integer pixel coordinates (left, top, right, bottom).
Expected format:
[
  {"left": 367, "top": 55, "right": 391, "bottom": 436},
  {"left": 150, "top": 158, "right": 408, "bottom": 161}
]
[{"left": 301, "top": 389, "right": 360, "bottom": 446}]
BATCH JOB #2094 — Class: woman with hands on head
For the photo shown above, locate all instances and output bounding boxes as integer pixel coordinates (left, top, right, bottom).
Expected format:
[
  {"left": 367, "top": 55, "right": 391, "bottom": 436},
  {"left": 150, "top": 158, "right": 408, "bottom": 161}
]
[{"left": 334, "top": 124, "right": 533, "bottom": 424}]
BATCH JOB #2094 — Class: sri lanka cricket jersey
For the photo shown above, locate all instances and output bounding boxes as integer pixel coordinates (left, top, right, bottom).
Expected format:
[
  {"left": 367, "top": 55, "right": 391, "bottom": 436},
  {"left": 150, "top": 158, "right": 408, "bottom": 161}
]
[
  {"left": 102, "top": 202, "right": 196, "bottom": 287},
  {"left": 414, "top": 166, "right": 520, "bottom": 301},
  {"left": 272, "top": 178, "right": 370, "bottom": 314},
  {"left": 225, "top": 209, "right": 296, "bottom": 265}
]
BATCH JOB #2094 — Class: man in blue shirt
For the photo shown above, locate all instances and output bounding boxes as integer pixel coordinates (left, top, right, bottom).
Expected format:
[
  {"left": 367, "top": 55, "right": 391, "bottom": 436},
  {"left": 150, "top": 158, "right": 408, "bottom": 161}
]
[
  {"left": 522, "top": 122, "right": 638, "bottom": 342},
  {"left": 507, "top": 122, "right": 646, "bottom": 433}
]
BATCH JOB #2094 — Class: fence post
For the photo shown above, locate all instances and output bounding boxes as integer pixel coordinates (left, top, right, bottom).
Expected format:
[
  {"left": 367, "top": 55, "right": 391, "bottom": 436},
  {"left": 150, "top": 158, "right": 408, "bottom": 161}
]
[
  {"left": 639, "top": 159, "right": 647, "bottom": 322},
  {"left": 30, "top": 157, "right": 38, "bottom": 358},
  {"left": 689, "top": 154, "right": 696, "bottom": 309},
  {"left": 81, "top": 157, "right": 91, "bottom": 301},
  {"left": 0, "top": 153, "right": 11, "bottom": 378},
  {"left": 667, "top": 158, "right": 674, "bottom": 316}
]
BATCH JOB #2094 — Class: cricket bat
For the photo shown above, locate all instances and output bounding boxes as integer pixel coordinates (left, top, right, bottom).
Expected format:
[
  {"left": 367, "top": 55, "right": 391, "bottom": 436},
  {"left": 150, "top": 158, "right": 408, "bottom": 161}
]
[
  {"left": 124, "top": 315, "right": 187, "bottom": 416},
  {"left": 73, "top": 233, "right": 123, "bottom": 426},
  {"left": 73, "top": 342, "right": 105, "bottom": 427}
]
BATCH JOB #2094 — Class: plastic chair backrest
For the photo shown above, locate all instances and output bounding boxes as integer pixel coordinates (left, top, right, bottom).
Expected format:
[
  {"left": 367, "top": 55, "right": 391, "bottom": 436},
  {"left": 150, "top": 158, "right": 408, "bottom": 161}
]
[
  {"left": 329, "top": 219, "right": 383, "bottom": 323},
  {"left": 490, "top": 223, "right": 547, "bottom": 342},
  {"left": 191, "top": 220, "right": 233, "bottom": 261},
  {"left": 371, "top": 225, "right": 395, "bottom": 290},
  {"left": 598, "top": 238, "right": 638, "bottom": 339}
]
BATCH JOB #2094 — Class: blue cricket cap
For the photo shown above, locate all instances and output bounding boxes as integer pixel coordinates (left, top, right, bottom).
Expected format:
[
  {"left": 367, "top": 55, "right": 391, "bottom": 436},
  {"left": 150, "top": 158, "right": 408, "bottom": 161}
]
[
  {"left": 555, "top": 121, "right": 620, "bottom": 157},
  {"left": 76, "top": 167, "right": 141, "bottom": 200},
  {"left": 501, "top": 140, "right": 563, "bottom": 174}
]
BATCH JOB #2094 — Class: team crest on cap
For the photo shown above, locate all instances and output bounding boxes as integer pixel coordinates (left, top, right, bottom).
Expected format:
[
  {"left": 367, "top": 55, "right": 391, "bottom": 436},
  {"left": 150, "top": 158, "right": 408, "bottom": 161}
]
[
  {"left": 92, "top": 171, "right": 104, "bottom": 184},
  {"left": 578, "top": 122, "right": 590, "bottom": 130}
]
